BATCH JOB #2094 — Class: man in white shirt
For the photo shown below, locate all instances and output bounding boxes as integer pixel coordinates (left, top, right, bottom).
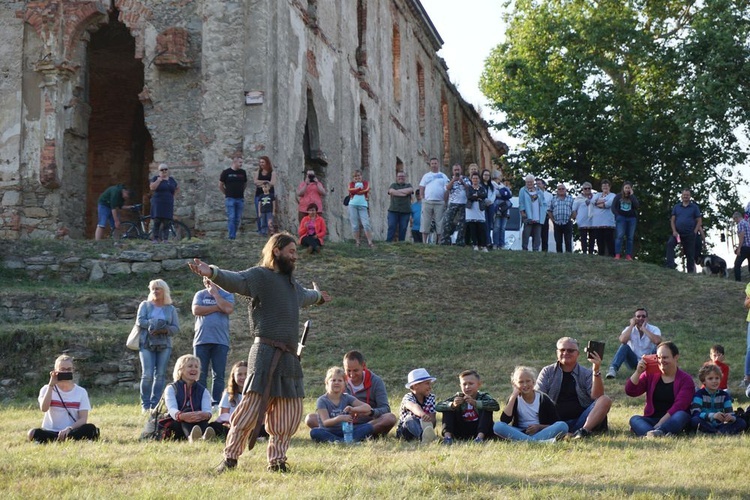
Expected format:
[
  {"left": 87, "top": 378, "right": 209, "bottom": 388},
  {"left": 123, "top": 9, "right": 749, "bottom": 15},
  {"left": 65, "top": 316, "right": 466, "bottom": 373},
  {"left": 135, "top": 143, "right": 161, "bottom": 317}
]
[
  {"left": 605, "top": 308, "right": 662, "bottom": 379},
  {"left": 418, "top": 158, "right": 449, "bottom": 244}
]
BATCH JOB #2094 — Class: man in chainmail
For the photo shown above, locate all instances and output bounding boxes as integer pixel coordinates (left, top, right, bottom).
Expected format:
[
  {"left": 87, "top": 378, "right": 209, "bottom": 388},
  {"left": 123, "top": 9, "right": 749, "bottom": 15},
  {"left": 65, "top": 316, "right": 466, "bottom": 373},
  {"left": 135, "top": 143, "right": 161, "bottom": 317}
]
[{"left": 189, "top": 232, "right": 331, "bottom": 473}]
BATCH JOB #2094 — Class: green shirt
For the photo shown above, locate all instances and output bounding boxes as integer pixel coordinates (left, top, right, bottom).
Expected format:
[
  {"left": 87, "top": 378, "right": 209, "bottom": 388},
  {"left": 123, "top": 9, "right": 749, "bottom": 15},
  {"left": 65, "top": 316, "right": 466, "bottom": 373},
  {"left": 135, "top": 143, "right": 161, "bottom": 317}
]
[
  {"left": 388, "top": 182, "right": 413, "bottom": 213},
  {"left": 98, "top": 185, "right": 126, "bottom": 210}
]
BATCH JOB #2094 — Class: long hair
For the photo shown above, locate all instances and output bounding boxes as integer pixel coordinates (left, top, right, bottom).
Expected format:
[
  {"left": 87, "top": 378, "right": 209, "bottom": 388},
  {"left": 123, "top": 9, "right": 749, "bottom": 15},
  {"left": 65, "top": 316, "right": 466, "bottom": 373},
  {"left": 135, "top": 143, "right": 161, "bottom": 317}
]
[
  {"left": 259, "top": 232, "right": 297, "bottom": 269},
  {"left": 480, "top": 169, "right": 494, "bottom": 192},
  {"left": 259, "top": 155, "right": 273, "bottom": 172},
  {"left": 227, "top": 361, "right": 248, "bottom": 406},
  {"left": 148, "top": 279, "right": 173, "bottom": 305}
]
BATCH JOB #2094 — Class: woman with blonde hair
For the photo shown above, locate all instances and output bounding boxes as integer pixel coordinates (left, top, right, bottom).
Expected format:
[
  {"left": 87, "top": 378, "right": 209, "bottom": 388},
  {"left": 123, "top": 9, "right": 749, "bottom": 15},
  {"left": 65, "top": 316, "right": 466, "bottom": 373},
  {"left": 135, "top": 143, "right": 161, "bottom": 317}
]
[
  {"left": 165, "top": 354, "right": 215, "bottom": 441},
  {"left": 28, "top": 355, "right": 99, "bottom": 443},
  {"left": 136, "top": 279, "right": 180, "bottom": 412}
]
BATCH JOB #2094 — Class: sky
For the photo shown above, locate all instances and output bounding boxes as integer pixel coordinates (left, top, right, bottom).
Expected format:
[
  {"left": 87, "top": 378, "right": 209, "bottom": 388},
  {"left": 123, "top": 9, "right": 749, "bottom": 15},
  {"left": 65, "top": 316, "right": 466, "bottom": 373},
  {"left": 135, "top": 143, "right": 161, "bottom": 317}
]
[{"left": 421, "top": 1, "right": 509, "bottom": 143}]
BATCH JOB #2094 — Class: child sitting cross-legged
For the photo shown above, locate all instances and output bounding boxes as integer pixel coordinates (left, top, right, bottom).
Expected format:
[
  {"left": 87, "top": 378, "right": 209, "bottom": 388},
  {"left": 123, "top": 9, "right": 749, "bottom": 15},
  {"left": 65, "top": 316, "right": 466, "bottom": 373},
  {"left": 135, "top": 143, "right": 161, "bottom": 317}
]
[
  {"left": 493, "top": 366, "right": 569, "bottom": 442},
  {"left": 690, "top": 363, "right": 746, "bottom": 435},
  {"left": 435, "top": 369, "right": 499, "bottom": 444},
  {"left": 310, "top": 367, "right": 374, "bottom": 443},
  {"left": 396, "top": 368, "right": 438, "bottom": 443}
]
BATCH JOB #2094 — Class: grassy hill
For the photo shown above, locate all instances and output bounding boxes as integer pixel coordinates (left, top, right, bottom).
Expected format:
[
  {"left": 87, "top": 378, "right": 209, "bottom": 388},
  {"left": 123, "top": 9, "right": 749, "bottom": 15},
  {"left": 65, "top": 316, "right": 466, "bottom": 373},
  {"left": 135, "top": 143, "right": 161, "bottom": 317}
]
[{"left": 1, "top": 236, "right": 749, "bottom": 497}]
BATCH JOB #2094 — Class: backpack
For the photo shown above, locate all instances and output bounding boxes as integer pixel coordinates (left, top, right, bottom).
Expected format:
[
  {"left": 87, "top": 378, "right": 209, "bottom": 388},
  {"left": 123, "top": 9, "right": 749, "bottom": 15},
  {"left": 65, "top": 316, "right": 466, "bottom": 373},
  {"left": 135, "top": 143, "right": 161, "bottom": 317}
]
[{"left": 140, "top": 391, "right": 178, "bottom": 441}]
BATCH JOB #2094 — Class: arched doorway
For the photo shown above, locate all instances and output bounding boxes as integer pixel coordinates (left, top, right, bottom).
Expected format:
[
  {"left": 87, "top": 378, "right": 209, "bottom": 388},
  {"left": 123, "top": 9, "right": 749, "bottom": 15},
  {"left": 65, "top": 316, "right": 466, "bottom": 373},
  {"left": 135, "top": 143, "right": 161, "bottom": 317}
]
[{"left": 85, "top": 10, "right": 151, "bottom": 237}]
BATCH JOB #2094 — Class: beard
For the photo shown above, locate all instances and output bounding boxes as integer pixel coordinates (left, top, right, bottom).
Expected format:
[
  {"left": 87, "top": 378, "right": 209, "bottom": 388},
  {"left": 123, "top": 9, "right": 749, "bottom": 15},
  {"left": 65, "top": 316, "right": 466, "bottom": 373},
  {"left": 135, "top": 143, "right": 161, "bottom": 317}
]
[{"left": 276, "top": 254, "right": 295, "bottom": 275}]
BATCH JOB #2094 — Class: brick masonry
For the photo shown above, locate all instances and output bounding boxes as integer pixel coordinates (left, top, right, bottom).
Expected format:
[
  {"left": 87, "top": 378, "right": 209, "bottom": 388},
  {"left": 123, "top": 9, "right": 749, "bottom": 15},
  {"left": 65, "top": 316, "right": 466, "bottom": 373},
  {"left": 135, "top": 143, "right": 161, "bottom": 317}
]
[{"left": 0, "top": 0, "right": 505, "bottom": 241}]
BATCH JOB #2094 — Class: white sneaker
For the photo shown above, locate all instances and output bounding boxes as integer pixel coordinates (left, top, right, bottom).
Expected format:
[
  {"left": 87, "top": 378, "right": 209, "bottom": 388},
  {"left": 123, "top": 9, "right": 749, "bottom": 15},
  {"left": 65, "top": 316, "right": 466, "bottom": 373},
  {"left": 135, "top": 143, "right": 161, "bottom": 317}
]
[
  {"left": 605, "top": 367, "right": 617, "bottom": 379},
  {"left": 473, "top": 246, "right": 479, "bottom": 251},
  {"left": 203, "top": 426, "right": 216, "bottom": 441},
  {"left": 421, "top": 422, "right": 436, "bottom": 443},
  {"left": 481, "top": 247, "right": 489, "bottom": 253},
  {"left": 188, "top": 425, "right": 202, "bottom": 443}
]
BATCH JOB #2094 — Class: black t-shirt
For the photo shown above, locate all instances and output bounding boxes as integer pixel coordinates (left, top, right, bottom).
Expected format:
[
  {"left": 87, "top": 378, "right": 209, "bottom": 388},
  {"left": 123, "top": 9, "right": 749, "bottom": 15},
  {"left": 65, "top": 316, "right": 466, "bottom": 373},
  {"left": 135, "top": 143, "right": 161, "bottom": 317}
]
[
  {"left": 555, "top": 371, "right": 584, "bottom": 421},
  {"left": 652, "top": 378, "right": 674, "bottom": 419},
  {"left": 220, "top": 168, "right": 248, "bottom": 199}
]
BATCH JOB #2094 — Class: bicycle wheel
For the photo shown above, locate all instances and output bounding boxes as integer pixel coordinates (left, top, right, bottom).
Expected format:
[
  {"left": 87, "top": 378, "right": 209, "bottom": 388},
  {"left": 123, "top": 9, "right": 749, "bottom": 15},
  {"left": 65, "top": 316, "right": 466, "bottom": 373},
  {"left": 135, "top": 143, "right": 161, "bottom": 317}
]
[
  {"left": 166, "top": 220, "right": 191, "bottom": 241},
  {"left": 112, "top": 222, "right": 141, "bottom": 240}
]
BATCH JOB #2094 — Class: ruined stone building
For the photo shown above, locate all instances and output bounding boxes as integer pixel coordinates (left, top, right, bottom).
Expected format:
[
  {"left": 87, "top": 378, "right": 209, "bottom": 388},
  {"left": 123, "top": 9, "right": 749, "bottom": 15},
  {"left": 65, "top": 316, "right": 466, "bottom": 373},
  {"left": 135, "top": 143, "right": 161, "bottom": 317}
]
[{"left": 0, "top": 0, "right": 504, "bottom": 241}]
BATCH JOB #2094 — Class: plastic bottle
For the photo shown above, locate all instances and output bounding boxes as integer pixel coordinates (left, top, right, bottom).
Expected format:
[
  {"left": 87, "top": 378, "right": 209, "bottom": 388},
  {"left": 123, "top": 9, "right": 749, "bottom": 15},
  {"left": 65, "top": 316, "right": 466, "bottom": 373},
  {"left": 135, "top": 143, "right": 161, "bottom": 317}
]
[{"left": 342, "top": 421, "right": 353, "bottom": 444}]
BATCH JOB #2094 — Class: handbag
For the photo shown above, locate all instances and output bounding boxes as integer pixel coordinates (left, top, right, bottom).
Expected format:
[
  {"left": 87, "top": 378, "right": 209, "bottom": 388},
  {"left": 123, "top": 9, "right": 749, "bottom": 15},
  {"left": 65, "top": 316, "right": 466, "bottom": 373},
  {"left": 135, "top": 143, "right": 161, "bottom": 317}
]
[
  {"left": 343, "top": 195, "right": 350, "bottom": 206},
  {"left": 126, "top": 324, "right": 141, "bottom": 351}
]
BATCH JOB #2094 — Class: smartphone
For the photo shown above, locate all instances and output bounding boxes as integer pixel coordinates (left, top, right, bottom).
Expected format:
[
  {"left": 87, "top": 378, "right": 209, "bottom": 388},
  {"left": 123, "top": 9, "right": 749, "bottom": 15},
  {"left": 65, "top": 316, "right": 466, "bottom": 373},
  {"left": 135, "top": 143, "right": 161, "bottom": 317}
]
[
  {"left": 57, "top": 372, "right": 73, "bottom": 380},
  {"left": 586, "top": 340, "right": 605, "bottom": 360}
]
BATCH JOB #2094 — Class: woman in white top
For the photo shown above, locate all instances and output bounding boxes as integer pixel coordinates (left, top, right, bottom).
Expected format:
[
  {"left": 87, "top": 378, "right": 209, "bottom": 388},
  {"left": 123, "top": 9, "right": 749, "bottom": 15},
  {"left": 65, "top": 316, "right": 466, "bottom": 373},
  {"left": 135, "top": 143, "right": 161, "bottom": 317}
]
[{"left": 28, "top": 355, "right": 99, "bottom": 443}]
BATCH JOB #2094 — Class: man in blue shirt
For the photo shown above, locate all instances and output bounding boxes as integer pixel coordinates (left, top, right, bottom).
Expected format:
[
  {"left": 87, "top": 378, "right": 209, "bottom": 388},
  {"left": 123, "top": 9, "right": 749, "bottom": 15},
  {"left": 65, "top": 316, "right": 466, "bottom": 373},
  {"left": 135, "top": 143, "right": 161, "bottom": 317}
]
[
  {"left": 665, "top": 189, "right": 702, "bottom": 273},
  {"left": 192, "top": 277, "right": 235, "bottom": 406}
]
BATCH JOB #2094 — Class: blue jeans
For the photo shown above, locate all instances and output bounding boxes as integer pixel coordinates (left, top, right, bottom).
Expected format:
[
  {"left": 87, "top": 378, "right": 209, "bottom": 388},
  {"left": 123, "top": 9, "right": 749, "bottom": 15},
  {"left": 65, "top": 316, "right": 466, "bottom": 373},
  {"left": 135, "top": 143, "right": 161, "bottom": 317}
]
[
  {"left": 493, "top": 421, "right": 568, "bottom": 441},
  {"left": 139, "top": 347, "right": 172, "bottom": 410},
  {"left": 493, "top": 213, "right": 507, "bottom": 248},
  {"left": 259, "top": 212, "right": 273, "bottom": 235},
  {"left": 387, "top": 211, "right": 410, "bottom": 242},
  {"left": 225, "top": 197, "right": 245, "bottom": 239},
  {"left": 615, "top": 215, "right": 637, "bottom": 256},
  {"left": 610, "top": 344, "right": 654, "bottom": 372},
  {"left": 564, "top": 401, "right": 598, "bottom": 433},
  {"left": 194, "top": 343, "right": 229, "bottom": 405},
  {"left": 310, "top": 423, "right": 374, "bottom": 443},
  {"left": 629, "top": 411, "right": 690, "bottom": 436},
  {"left": 484, "top": 206, "right": 496, "bottom": 247}
]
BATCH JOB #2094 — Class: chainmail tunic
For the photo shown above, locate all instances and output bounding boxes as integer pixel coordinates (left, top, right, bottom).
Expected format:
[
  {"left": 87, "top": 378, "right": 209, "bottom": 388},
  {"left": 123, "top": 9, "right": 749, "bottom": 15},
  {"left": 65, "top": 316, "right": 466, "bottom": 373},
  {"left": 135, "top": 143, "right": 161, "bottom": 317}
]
[{"left": 212, "top": 266, "right": 320, "bottom": 398}]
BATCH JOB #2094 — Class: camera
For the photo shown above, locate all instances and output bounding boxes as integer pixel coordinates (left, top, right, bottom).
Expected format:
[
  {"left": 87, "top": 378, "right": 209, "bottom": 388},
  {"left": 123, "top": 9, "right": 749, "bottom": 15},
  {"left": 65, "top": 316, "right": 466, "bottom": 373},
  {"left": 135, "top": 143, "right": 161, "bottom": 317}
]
[
  {"left": 308, "top": 174, "right": 315, "bottom": 182},
  {"left": 57, "top": 372, "right": 73, "bottom": 381}
]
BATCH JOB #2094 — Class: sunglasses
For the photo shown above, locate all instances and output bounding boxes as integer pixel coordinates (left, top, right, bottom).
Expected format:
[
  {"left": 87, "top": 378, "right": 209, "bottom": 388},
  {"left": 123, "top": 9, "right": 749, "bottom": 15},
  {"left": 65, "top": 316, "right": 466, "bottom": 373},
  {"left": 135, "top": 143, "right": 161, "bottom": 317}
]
[{"left": 160, "top": 168, "right": 169, "bottom": 171}]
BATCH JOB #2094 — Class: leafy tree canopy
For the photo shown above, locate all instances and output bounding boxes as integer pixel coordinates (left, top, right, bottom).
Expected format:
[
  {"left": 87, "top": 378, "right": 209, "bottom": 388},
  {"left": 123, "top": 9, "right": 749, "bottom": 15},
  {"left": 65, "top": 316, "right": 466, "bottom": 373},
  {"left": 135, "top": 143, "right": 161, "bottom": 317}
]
[{"left": 481, "top": 0, "right": 750, "bottom": 262}]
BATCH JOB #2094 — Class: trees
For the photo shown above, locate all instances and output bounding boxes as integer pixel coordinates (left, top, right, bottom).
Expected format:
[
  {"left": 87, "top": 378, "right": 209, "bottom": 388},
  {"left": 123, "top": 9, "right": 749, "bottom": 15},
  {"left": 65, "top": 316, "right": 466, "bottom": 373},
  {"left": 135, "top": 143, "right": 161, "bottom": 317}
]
[{"left": 481, "top": 0, "right": 750, "bottom": 262}]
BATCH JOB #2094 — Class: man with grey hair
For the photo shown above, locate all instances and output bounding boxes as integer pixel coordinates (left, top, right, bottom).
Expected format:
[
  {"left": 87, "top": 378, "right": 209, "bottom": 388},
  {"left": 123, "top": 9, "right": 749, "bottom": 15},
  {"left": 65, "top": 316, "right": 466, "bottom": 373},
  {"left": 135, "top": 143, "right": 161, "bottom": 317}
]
[
  {"left": 518, "top": 174, "right": 546, "bottom": 251},
  {"left": 547, "top": 183, "right": 574, "bottom": 253},
  {"left": 571, "top": 182, "right": 594, "bottom": 254},
  {"left": 536, "top": 337, "right": 612, "bottom": 439},
  {"left": 418, "top": 158, "right": 449, "bottom": 244}
]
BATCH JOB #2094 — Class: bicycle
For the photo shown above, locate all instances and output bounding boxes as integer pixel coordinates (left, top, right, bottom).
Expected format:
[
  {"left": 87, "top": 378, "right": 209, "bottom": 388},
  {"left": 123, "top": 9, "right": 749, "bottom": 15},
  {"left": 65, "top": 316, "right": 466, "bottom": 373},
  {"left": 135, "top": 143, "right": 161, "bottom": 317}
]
[{"left": 111, "top": 204, "right": 191, "bottom": 242}]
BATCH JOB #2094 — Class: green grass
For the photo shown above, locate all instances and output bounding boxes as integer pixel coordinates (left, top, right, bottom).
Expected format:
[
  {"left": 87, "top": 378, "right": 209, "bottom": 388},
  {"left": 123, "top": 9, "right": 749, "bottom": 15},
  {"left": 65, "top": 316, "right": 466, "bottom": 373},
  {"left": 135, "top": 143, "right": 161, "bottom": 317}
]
[{"left": 2, "top": 237, "right": 750, "bottom": 497}]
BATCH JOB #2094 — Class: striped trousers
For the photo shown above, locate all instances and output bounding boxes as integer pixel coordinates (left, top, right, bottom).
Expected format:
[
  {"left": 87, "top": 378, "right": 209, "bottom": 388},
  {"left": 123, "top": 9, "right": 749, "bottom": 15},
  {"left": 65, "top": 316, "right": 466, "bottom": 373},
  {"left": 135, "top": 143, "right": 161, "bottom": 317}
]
[{"left": 224, "top": 391, "right": 303, "bottom": 466}]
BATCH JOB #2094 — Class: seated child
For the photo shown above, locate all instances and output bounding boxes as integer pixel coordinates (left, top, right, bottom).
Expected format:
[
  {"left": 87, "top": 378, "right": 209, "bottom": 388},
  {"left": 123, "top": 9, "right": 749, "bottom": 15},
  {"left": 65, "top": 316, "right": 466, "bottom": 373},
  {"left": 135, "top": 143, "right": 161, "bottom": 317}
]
[
  {"left": 28, "top": 354, "right": 100, "bottom": 444},
  {"left": 709, "top": 344, "right": 729, "bottom": 390},
  {"left": 209, "top": 361, "right": 267, "bottom": 439},
  {"left": 435, "top": 369, "right": 499, "bottom": 444},
  {"left": 298, "top": 203, "right": 327, "bottom": 254},
  {"left": 310, "top": 367, "right": 374, "bottom": 443},
  {"left": 493, "top": 366, "right": 568, "bottom": 442},
  {"left": 396, "top": 368, "right": 438, "bottom": 443},
  {"left": 690, "top": 363, "right": 746, "bottom": 435}
]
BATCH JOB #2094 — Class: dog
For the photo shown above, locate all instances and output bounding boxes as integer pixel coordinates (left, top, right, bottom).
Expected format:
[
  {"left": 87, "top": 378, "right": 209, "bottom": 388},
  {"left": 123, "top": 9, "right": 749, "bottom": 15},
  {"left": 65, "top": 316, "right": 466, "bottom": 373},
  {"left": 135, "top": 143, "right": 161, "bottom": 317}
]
[{"left": 698, "top": 254, "right": 728, "bottom": 277}]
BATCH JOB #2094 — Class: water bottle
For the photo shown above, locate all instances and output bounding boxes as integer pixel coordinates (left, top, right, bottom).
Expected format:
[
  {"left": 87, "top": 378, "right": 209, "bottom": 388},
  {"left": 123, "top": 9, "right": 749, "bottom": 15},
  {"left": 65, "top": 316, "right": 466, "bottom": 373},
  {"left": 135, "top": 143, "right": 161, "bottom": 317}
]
[{"left": 342, "top": 421, "right": 354, "bottom": 444}]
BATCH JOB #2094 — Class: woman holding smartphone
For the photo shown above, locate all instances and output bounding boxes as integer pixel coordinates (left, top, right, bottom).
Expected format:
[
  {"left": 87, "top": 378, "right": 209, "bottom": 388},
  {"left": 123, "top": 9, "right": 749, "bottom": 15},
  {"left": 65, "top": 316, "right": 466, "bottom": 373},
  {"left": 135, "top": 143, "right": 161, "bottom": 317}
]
[{"left": 27, "top": 354, "right": 99, "bottom": 443}]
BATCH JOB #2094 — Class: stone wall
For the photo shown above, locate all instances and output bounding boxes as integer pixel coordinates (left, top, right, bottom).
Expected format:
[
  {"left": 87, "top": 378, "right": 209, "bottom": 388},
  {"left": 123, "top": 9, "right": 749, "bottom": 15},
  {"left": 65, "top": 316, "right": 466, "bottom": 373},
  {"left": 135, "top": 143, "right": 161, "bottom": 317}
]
[{"left": 0, "top": 0, "right": 506, "bottom": 242}]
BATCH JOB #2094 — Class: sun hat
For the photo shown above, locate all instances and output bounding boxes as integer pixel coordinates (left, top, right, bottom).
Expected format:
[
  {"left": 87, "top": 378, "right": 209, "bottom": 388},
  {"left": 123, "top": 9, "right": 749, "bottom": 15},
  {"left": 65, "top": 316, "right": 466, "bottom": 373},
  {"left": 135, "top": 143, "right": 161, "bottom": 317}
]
[{"left": 405, "top": 368, "right": 437, "bottom": 389}]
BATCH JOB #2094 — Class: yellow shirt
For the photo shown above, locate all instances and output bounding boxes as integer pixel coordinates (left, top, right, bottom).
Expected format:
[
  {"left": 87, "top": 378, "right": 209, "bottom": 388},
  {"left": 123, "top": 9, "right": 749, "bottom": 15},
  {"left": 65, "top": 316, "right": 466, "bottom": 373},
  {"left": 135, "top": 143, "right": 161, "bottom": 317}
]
[{"left": 745, "top": 282, "right": 750, "bottom": 322}]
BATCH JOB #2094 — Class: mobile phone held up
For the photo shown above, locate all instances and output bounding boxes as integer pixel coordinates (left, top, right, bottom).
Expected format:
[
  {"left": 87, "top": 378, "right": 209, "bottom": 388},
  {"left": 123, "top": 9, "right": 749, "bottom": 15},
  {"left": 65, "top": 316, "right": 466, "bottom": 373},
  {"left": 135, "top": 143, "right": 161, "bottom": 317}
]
[
  {"left": 586, "top": 341, "right": 605, "bottom": 360},
  {"left": 57, "top": 372, "right": 74, "bottom": 381}
]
